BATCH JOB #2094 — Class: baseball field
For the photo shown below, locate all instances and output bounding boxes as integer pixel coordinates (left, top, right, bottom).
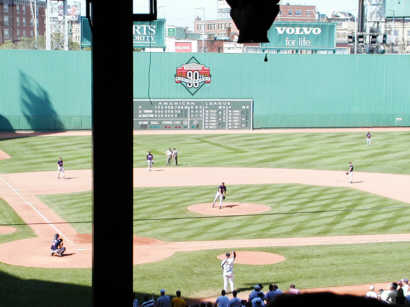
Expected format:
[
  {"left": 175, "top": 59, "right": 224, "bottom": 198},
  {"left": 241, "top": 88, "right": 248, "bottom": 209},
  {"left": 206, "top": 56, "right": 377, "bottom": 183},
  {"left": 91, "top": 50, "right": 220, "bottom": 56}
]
[{"left": 0, "top": 128, "right": 410, "bottom": 306}]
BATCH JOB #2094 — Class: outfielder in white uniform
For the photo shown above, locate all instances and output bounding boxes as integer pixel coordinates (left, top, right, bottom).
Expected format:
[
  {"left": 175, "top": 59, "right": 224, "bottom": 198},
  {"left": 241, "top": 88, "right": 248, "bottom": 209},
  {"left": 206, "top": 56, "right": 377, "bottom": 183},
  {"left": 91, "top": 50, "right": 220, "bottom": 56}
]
[
  {"left": 212, "top": 182, "right": 227, "bottom": 209},
  {"left": 221, "top": 251, "right": 236, "bottom": 293},
  {"left": 57, "top": 157, "right": 64, "bottom": 179}
]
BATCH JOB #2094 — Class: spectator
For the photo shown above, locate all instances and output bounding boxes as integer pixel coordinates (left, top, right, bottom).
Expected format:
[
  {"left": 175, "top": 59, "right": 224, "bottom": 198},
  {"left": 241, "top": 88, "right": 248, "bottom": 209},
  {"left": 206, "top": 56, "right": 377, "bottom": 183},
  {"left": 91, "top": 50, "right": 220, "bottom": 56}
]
[
  {"left": 380, "top": 282, "right": 398, "bottom": 304},
  {"left": 142, "top": 296, "right": 156, "bottom": 307},
  {"left": 216, "top": 290, "right": 230, "bottom": 307},
  {"left": 287, "top": 284, "right": 300, "bottom": 295},
  {"left": 249, "top": 285, "right": 263, "bottom": 301},
  {"left": 157, "top": 289, "right": 171, "bottom": 307},
  {"left": 396, "top": 281, "right": 406, "bottom": 305},
  {"left": 172, "top": 290, "right": 187, "bottom": 307},
  {"left": 265, "top": 284, "right": 282, "bottom": 304},
  {"left": 401, "top": 278, "right": 409, "bottom": 297},
  {"left": 207, "top": 302, "right": 213, "bottom": 307},
  {"left": 251, "top": 292, "right": 265, "bottom": 307},
  {"left": 200, "top": 303, "right": 206, "bottom": 307},
  {"left": 228, "top": 290, "right": 242, "bottom": 307},
  {"left": 133, "top": 292, "right": 139, "bottom": 307},
  {"left": 366, "top": 285, "right": 378, "bottom": 299}
]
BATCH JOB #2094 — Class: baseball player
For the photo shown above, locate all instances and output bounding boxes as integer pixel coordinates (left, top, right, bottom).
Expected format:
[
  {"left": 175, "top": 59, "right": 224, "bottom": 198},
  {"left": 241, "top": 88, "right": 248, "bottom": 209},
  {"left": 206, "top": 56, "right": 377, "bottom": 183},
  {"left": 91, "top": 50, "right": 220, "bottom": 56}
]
[
  {"left": 212, "top": 182, "right": 227, "bottom": 209},
  {"left": 166, "top": 148, "right": 173, "bottom": 166},
  {"left": 172, "top": 147, "right": 178, "bottom": 166},
  {"left": 57, "top": 157, "right": 64, "bottom": 179},
  {"left": 146, "top": 152, "right": 154, "bottom": 171},
  {"left": 50, "top": 233, "right": 66, "bottom": 257},
  {"left": 221, "top": 250, "right": 236, "bottom": 293},
  {"left": 366, "top": 131, "right": 372, "bottom": 145},
  {"left": 346, "top": 162, "right": 354, "bottom": 184}
]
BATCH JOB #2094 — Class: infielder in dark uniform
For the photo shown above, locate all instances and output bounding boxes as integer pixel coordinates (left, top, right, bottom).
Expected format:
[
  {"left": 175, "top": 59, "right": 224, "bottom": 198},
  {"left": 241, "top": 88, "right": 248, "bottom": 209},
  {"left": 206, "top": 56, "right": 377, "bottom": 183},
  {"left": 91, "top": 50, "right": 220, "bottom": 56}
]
[
  {"left": 146, "top": 152, "right": 154, "bottom": 171},
  {"left": 346, "top": 162, "right": 354, "bottom": 184},
  {"left": 212, "top": 182, "right": 227, "bottom": 209}
]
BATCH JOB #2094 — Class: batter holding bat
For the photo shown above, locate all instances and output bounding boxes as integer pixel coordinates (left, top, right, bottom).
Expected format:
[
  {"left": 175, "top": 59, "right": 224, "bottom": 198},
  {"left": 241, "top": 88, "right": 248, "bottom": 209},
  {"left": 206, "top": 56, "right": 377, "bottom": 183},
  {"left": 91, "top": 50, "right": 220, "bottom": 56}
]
[{"left": 212, "top": 182, "right": 227, "bottom": 209}]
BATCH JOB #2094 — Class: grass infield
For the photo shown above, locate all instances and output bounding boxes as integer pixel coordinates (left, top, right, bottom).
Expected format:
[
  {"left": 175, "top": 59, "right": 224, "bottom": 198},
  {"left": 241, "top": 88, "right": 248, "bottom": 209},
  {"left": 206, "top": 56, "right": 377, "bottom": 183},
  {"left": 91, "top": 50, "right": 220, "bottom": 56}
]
[
  {"left": 40, "top": 184, "right": 410, "bottom": 241},
  {"left": 0, "top": 198, "right": 34, "bottom": 244},
  {"left": 0, "top": 132, "right": 409, "bottom": 173}
]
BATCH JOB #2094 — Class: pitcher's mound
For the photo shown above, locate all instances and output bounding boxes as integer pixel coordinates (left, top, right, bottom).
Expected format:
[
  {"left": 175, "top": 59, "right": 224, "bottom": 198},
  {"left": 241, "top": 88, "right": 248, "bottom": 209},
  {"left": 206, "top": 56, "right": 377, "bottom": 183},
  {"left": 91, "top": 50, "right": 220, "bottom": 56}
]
[
  {"left": 217, "top": 251, "right": 285, "bottom": 265},
  {"left": 0, "top": 226, "right": 16, "bottom": 235},
  {"left": 188, "top": 202, "right": 271, "bottom": 216},
  {"left": 0, "top": 150, "right": 10, "bottom": 160}
]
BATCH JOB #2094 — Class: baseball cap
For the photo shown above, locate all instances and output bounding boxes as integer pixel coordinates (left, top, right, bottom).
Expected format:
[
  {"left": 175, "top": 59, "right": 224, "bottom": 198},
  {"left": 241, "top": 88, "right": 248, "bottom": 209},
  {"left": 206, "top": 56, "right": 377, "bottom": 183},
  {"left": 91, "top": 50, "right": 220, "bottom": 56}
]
[
  {"left": 403, "top": 278, "right": 408, "bottom": 283},
  {"left": 369, "top": 285, "right": 375, "bottom": 291},
  {"left": 160, "top": 289, "right": 165, "bottom": 294},
  {"left": 254, "top": 285, "right": 261, "bottom": 290}
]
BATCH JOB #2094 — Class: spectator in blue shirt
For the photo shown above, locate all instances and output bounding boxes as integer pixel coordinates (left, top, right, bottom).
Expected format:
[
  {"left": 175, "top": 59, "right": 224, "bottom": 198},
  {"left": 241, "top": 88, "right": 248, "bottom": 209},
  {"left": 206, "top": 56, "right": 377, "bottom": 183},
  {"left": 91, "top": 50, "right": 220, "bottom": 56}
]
[
  {"left": 265, "top": 284, "right": 282, "bottom": 304},
  {"left": 228, "top": 290, "right": 242, "bottom": 307},
  {"left": 156, "top": 289, "right": 171, "bottom": 307},
  {"left": 216, "top": 290, "right": 230, "bottom": 307}
]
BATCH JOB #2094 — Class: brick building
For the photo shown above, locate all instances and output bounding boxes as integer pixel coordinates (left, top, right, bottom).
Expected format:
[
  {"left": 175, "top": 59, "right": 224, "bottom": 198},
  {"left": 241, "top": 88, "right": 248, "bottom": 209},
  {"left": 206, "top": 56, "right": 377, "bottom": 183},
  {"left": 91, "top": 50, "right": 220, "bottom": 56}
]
[
  {"left": 276, "top": 4, "right": 317, "bottom": 22},
  {"left": 0, "top": 0, "right": 46, "bottom": 44}
]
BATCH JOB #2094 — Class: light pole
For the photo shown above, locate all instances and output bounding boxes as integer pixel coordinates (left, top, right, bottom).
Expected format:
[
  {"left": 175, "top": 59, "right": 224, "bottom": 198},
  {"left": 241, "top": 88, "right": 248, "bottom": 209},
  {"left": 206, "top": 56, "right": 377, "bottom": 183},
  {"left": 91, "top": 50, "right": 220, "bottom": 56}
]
[{"left": 196, "top": 7, "right": 205, "bottom": 52}]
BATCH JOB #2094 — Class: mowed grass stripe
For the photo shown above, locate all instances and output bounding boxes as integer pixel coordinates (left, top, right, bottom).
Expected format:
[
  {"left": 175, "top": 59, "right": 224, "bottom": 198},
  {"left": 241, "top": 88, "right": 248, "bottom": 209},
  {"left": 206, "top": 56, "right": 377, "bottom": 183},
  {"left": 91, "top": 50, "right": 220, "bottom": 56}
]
[
  {"left": 39, "top": 184, "right": 410, "bottom": 241},
  {"left": 0, "top": 198, "right": 35, "bottom": 244},
  {"left": 1, "top": 132, "right": 410, "bottom": 173}
]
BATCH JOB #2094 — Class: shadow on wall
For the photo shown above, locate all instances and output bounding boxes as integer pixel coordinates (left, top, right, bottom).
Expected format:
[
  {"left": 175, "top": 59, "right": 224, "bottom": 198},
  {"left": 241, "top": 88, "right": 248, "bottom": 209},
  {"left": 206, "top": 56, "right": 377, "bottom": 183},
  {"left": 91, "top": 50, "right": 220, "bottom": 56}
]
[
  {"left": 0, "top": 114, "right": 14, "bottom": 132},
  {"left": 19, "top": 71, "right": 65, "bottom": 131}
]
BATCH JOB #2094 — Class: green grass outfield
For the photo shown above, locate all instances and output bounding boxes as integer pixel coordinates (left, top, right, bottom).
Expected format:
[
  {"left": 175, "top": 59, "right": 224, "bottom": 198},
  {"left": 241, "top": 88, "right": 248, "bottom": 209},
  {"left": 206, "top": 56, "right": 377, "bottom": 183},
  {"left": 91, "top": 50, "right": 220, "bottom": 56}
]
[
  {"left": 40, "top": 184, "right": 410, "bottom": 240},
  {"left": 0, "top": 131, "right": 410, "bottom": 173}
]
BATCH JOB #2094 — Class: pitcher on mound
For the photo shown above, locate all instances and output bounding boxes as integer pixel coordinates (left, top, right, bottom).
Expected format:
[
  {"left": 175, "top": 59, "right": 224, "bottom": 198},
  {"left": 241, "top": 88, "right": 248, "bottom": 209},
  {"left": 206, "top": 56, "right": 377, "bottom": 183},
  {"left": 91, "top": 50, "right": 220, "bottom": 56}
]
[{"left": 212, "top": 182, "right": 227, "bottom": 209}]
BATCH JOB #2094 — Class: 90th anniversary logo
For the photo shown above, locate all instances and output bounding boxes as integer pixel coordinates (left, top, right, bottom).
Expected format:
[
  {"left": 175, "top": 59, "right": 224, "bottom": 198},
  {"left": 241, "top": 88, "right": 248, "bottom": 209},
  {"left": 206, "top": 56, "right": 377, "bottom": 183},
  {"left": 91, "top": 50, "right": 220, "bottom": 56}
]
[{"left": 175, "top": 57, "right": 211, "bottom": 96}]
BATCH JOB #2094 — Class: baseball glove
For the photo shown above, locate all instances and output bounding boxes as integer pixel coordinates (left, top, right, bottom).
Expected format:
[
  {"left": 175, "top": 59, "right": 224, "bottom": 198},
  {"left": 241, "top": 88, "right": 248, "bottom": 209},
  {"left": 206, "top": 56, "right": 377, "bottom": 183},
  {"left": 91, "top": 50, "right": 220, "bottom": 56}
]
[
  {"left": 345, "top": 172, "right": 348, "bottom": 175},
  {"left": 223, "top": 195, "right": 226, "bottom": 200}
]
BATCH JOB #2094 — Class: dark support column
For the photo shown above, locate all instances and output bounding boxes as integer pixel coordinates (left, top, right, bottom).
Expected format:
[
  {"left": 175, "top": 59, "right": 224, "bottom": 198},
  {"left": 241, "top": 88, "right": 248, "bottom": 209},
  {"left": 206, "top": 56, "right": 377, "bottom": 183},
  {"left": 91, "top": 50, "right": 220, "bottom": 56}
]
[{"left": 91, "top": 1, "right": 133, "bottom": 306}]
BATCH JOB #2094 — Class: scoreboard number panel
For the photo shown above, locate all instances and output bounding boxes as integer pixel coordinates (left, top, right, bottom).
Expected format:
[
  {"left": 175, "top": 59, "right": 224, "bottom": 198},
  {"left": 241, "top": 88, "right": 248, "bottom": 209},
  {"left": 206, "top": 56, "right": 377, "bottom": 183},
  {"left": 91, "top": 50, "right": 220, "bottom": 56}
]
[{"left": 134, "top": 99, "right": 253, "bottom": 130}]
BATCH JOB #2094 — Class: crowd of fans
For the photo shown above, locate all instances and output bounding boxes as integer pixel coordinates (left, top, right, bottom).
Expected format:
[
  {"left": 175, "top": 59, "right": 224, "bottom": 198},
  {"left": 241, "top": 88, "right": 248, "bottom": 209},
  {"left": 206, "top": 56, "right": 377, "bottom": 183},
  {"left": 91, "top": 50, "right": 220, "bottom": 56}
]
[
  {"left": 365, "top": 279, "right": 410, "bottom": 304},
  {"left": 133, "top": 279, "right": 410, "bottom": 307}
]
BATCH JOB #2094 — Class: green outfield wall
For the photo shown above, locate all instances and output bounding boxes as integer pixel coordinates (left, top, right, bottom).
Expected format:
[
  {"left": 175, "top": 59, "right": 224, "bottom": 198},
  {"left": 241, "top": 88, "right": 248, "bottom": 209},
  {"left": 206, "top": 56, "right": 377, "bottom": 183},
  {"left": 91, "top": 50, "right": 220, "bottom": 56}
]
[
  {"left": 134, "top": 53, "right": 410, "bottom": 128},
  {"left": 1, "top": 50, "right": 409, "bottom": 130},
  {"left": 0, "top": 50, "right": 91, "bottom": 131}
]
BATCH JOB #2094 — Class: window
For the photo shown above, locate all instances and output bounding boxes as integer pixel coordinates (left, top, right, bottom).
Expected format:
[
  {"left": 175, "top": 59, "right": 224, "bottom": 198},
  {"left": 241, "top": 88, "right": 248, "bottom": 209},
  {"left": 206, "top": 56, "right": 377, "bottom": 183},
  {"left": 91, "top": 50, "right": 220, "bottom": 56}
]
[
  {"left": 30, "top": 30, "right": 33, "bottom": 36},
  {"left": 394, "top": 30, "right": 399, "bottom": 36},
  {"left": 288, "top": 9, "right": 292, "bottom": 16},
  {"left": 23, "top": 18, "right": 26, "bottom": 26},
  {"left": 295, "top": 9, "right": 302, "bottom": 16},
  {"left": 305, "top": 10, "right": 312, "bottom": 16},
  {"left": 4, "top": 15, "right": 9, "bottom": 26},
  {"left": 17, "top": 18, "right": 20, "bottom": 26},
  {"left": 22, "top": 5, "right": 25, "bottom": 14},
  {"left": 4, "top": 4, "right": 9, "bottom": 13},
  {"left": 407, "top": 30, "right": 410, "bottom": 37},
  {"left": 16, "top": 5, "right": 19, "bottom": 12},
  {"left": 4, "top": 28, "right": 9, "bottom": 40}
]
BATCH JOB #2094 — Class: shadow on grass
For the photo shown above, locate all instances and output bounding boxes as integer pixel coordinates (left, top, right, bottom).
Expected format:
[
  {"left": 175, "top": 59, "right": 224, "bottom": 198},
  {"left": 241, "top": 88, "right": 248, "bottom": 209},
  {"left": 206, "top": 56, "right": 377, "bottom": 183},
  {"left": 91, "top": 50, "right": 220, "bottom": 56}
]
[{"left": 0, "top": 269, "right": 92, "bottom": 307}]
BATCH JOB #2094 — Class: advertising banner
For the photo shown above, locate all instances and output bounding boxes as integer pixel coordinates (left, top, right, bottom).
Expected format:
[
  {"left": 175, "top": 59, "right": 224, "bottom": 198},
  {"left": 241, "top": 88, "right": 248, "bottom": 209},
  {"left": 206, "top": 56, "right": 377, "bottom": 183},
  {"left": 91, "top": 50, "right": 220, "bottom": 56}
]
[
  {"left": 175, "top": 42, "right": 192, "bottom": 53},
  {"left": 262, "top": 22, "right": 336, "bottom": 50},
  {"left": 133, "top": 19, "right": 166, "bottom": 48}
]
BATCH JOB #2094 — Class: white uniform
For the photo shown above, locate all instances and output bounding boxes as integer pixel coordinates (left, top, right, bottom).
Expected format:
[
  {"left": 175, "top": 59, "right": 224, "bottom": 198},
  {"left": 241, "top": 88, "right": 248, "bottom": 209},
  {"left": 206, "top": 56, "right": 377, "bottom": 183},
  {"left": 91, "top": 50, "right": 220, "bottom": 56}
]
[
  {"left": 221, "top": 256, "right": 235, "bottom": 292},
  {"left": 347, "top": 164, "right": 354, "bottom": 184},
  {"left": 57, "top": 159, "right": 64, "bottom": 179}
]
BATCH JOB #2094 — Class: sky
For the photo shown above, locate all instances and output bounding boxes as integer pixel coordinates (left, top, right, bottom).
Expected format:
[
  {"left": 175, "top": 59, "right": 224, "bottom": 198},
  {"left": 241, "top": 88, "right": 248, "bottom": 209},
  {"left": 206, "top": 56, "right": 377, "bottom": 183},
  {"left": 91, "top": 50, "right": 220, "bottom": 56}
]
[{"left": 81, "top": 0, "right": 359, "bottom": 29}]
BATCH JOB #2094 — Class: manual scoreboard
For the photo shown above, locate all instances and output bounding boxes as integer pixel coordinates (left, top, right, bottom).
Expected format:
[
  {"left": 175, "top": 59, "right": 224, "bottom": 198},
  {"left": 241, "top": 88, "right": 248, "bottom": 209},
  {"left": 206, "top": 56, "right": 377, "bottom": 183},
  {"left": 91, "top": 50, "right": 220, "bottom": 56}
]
[{"left": 134, "top": 99, "right": 253, "bottom": 130}]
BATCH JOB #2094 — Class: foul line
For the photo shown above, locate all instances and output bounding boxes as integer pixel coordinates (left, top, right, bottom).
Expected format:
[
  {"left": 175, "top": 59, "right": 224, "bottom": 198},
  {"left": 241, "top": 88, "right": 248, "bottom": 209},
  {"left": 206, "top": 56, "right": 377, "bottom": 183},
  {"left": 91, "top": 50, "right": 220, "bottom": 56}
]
[{"left": 0, "top": 176, "right": 74, "bottom": 245}]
